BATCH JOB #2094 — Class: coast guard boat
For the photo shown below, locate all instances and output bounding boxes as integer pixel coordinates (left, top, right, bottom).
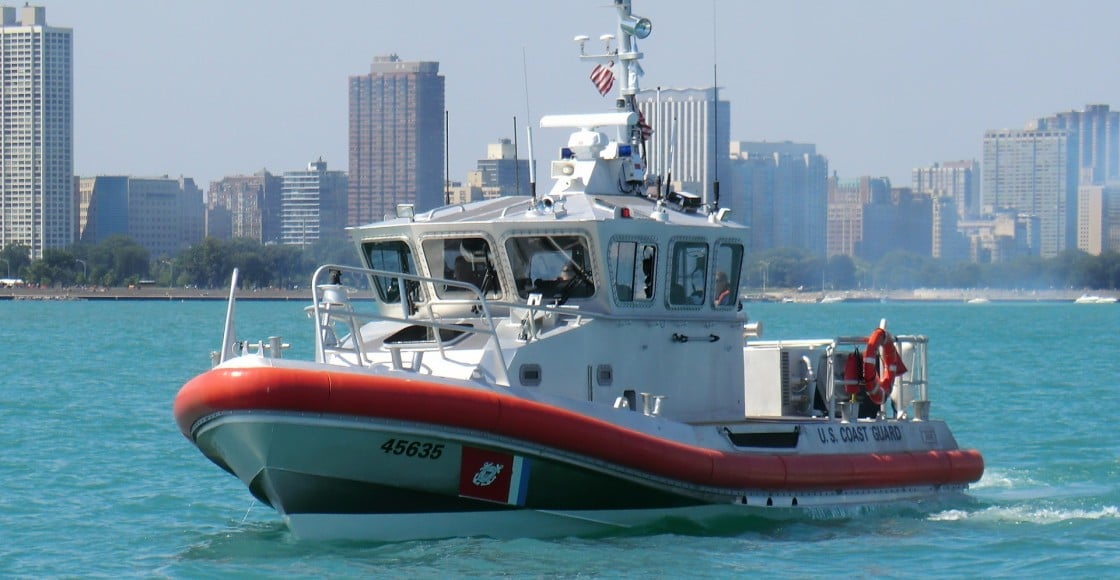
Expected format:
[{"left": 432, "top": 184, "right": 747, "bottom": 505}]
[{"left": 174, "top": 0, "right": 983, "bottom": 541}]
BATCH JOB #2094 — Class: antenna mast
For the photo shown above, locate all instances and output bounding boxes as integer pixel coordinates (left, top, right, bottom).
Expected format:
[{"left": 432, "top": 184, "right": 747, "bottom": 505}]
[
  {"left": 444, "top": 110, "right": 451, "bottom": 205},
  {"left": 513, "top": 116, "right": 521, "bottom": 196},
  {"left": 711, "top": 0, "right": 720, "bottom": 210},
  {"left": 522, "top": 46, "right": 537, "bottom": 202}
]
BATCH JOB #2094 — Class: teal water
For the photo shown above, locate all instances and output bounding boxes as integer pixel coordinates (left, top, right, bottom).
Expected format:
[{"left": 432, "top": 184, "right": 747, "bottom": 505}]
[{"left": 2, "top": 299, "right": 1118, "bottom": 577}]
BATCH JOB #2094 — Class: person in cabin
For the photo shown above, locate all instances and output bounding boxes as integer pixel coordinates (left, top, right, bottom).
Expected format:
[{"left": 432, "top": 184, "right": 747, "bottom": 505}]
[
  {"left": 714, "top": 271, "right": 733, "bottom": 306},
  {"left": 452, "top": 256, "right": 479, "bottom": 289}
]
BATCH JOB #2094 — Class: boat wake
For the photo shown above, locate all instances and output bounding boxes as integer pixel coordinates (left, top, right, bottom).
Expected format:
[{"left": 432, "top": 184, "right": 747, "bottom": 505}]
[
  {"left": 176, "top": 520, "right": 293, "bottom": 562},
  {"left": 941, "top": 465, "right": 1120, "bottom": 526},
  {"left": 968, "top": 467, "right": 1038, "bottom": 491},
  {"left": 929, "top": 504, "right": 1120, "bottom": 524},
  {"left": 534, "top": 498, "right": 978, "bottom": 540}
]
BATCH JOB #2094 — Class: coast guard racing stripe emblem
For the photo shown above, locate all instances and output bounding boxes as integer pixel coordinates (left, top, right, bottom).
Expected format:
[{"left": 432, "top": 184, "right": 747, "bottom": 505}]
[{"left": 458, "top": 446, "right": 530, "bottom": 506}]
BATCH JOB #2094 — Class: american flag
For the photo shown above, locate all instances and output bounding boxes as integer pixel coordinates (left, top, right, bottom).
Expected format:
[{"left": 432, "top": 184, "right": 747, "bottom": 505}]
[
  {"left": 589, "top": 62, "right": 615, "bottom": 96},
  {"left": 637, "top": 109, "right": 652, "bottom": 140}
]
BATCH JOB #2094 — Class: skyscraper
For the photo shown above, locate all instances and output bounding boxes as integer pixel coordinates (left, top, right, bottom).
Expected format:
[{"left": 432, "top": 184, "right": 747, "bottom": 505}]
[
  {"left": 0, "top": 6, "right": 72, "bottom": 259},
  {"left": 280, "top": 159, "right": 348, "bottom": 246},
  {"left": 729, "top": 141, "right": 828, "bottom": 256},
  {"left": 78, "top": 175, "right": 203, "bottom": 259},
  {"left": 77, "top": 176, "right": 128, "bottom": 244},
  {"left": 826, "top": 175, "right": 890, "bottom": 258},
  {"left": 860, "top": 187, "right": 933, "bottom": 263},
  {"left": 348, "top": 55, "right": 444, "bottom": 226},
  {"left": 912, "top": 160, "right": 980, "bottom": 220},
  {"left": 1034, "top": 104, "right": 1120, "bottom": 186},
  {"left": 206, "top": 171, "right": 283, "bottom": 243},
  {"left": 476, "top": 139, "right": 530, "bottom": 198},
  {"left": 636, "top": 88, "right": 730, "bottom": 203},
  {"left": 982, "top": 129, "right": 1076, "bottom": 258},
  {"left": 1077, "top": 184, "right": 1120, "bottom": 255}
]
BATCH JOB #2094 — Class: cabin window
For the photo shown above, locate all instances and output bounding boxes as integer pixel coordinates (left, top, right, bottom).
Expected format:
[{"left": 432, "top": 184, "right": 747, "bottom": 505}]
[
  {"left": 712, "top": 242, "right": 744, "bottom": 309},
  {"left": 505, "top": 235, "right": 595, "bottom": 300},
  {"left": 422, "top": 237, "right": 501, "bottom": 299},
  {"left": 609, "top": 240, "right": 656, "bottom": 303},
  {"left": 668, "top": 241, "right": 708, "bottom": 306},
  {"left": 596, "top": 364, "right": 613, "bottom": 386},
  {"left": 519, "top": 364, "right": 542, "bottom": 386},
  {"left": 363, "top": 240, "right": 421, "bottom": 306}
]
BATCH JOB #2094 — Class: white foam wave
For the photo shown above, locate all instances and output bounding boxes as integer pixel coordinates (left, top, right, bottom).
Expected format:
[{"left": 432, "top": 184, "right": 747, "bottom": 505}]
[
  {"left": 968, "top": 467, "right": 1034, "bottom": 490},
  {"left": 929, "top": 505, "right": 1120, "bottom": 524}
]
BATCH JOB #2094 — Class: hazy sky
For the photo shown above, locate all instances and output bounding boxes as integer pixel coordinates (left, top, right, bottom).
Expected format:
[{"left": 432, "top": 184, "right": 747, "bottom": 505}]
[{"left": 40, "top": 0, "right": 1120, "bottom": 188}]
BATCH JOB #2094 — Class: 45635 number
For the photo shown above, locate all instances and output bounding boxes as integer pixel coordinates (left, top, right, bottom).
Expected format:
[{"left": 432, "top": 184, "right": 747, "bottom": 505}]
[{"left": 379, "top": 438, "right": 445, "bottom": 460}]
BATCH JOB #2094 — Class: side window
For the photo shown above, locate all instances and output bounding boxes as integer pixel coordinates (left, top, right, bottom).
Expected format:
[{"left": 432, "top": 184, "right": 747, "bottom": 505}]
[
  {"left": 364, "top": 240, "right": 420, "bottom": 305},
  {"left": 711, "top": 242, "right": 743, "bottom": 308},
  {"left": 668, "top": 241, "right": 708, "bottom": 306},
  {"left": 422, "top": 237, "right": 501, "bottom": 298},
  {"left": 609, "top": 240, "right": 656, "bottom": 303},
  {"left": 505, "top": 235, "right": 595, "bottom": 300}
]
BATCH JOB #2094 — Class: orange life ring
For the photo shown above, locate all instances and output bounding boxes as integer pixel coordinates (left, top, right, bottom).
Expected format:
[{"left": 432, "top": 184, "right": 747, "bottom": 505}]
[{"left": 863, "top": 328, "right": 908, "bottom": 405}]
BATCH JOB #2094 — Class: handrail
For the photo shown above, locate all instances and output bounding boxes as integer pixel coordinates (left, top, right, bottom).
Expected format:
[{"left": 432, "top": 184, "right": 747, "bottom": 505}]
[
  {"left": 309, "top": 264, "right": 513, "bottom": 386},
  {"left": 824, "top": 333, "right": 928, "bottom": 420},
  {"left": 307, "top": 263, "right": 745, "bottom": 381},
  {"left": 418, "top": 204, "right": 467, "bottom": 221},
  {"left": 218, "top": 268, "right": 241, "bottom": 364},
  {"left": 500, "top": 200, "right": 533, "bottom": 218}
]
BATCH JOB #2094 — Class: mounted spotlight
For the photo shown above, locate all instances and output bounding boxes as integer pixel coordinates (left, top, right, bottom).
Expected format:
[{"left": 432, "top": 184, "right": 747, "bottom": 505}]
[{"left": 621, "top": 15, "right": 652, "bottom": 39}]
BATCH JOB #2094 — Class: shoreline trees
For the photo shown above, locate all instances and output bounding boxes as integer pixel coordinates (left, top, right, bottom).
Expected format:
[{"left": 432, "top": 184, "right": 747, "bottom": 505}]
[{"left": 7, "top": 236, "right": 1120, "bottom": 291}]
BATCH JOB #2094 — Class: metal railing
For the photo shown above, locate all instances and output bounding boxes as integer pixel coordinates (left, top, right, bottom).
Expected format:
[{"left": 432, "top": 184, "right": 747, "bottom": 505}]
[
  {"left": 825, "top": 333, "right": 929, "bottom": 420},
  {"left": 308, "top": 264, "right": 517, "bottom": 386}
]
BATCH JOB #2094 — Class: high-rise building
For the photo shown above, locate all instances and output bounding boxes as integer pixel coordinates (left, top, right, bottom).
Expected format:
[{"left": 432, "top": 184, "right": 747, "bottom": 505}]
[
  {"left": 348, "top": 55, "right": 444, "bottom": 226},
  {"left": 912, "top": 160, "right": 980, "bottom": 220},
  {"left": 636, "top": 88, "right": 730, "bottom": 203},
  {"left": 729, "top": 141, "right": 828, "bottom": 256},
  {"left": 982, "top": 129, "right": 1076, "bottom": 258},
  {"left": 450, "top": 139, "right": 531, "bottom": 205},
  {"left": 206, "top": 171, "right": 283, "bottom": 243},
  {"left": 931, "top": 196, "right": 970, "bottom": 262},
  {"left": 826, "top": 175, "right": 890, "bottom": 258},
  {"left": 476, "top": 139, "right": 530, "bottom": 198},
  {"left": 860, "top": 187, "right": 933, "bottom": 262},
  {"left": 77, "top": 176, "right": 128, "bottom": 244},
  {"left": 1077, "top": 183, "right": 1120, "bottom": 255},
  {"left": 958, "top": 210, "right": 1037, "bottom": 264},
  {"left": 280, "top": 159, "right": 348, "bottom": 246},
  {"left": 78, "top": 176, "right": 203, "bottom": 259},
  {"left": 446, "top": 180, "right": 479, "bottom": 206},
  {"left": 0, "top": 6, "right": 72, "bottom": 259},
  {"left": 1034, "top": 104, "right": 1120, "bottom": 186}
]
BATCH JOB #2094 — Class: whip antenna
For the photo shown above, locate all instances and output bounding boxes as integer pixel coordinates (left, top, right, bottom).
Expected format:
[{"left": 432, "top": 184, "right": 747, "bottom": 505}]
[
  {"left": 711, "top": 0, "right": 720, "bottom": 211},
  {"left": 522, "top": 46, "right": 537, "bottom": 202}
]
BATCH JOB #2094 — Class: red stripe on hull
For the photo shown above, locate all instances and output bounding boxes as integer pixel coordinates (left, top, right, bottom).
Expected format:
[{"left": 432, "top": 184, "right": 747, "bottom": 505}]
[{"left": 175, "top": 366, "right": 984, "bottom": 491}]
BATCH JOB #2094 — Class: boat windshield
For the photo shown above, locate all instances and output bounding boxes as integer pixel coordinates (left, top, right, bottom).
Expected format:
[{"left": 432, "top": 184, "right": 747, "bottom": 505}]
[
  {"left": 609, "top": 240, "right": 657, "bottom": 303},
  {"left": 363, "top": 240, "right": 421, "bottom": 306},
  {"left": 422, "top": 237, "right": 501, "bottom": 299},
  {"left": 666, "top": 240, "right": 744, "bottom": 308},
  {"left": 711, "top": 241, "right": 744, "bottom": 309},
  {"left": 668, "top": 241, "right": 708, "bottom": 306},
  {"left": 505, "top": 235, "right": 595, "bottom": 300}
]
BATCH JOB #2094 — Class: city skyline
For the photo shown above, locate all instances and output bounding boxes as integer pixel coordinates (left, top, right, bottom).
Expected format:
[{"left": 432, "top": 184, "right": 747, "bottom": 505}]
[{"left": 34, "top": 0, "right": 1120, "bottom": 190}]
